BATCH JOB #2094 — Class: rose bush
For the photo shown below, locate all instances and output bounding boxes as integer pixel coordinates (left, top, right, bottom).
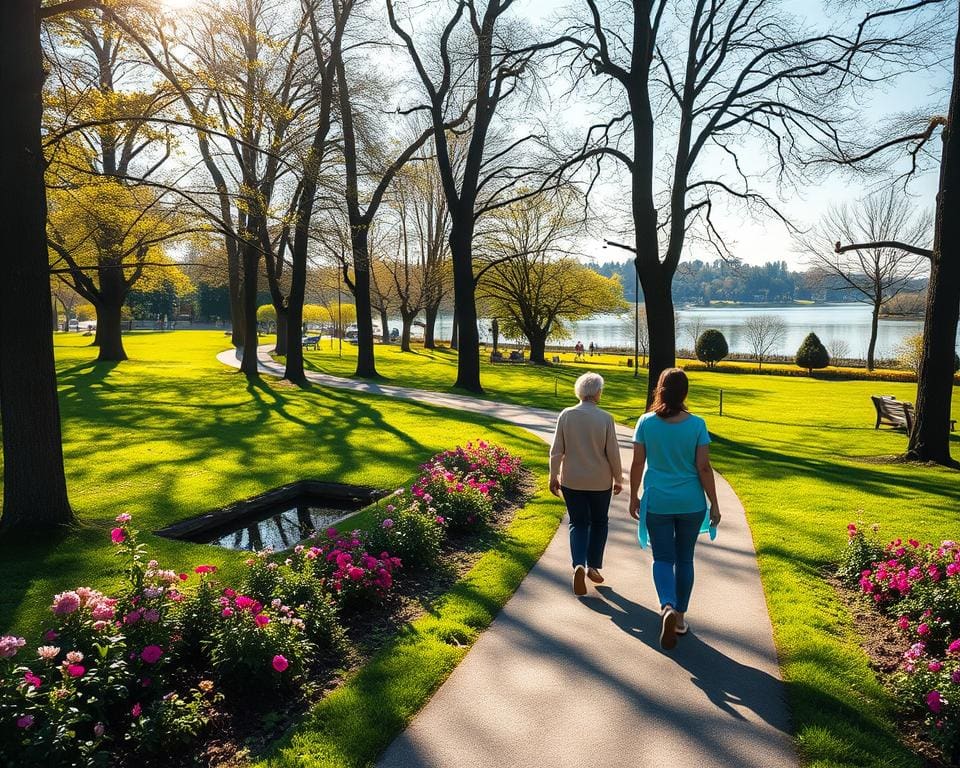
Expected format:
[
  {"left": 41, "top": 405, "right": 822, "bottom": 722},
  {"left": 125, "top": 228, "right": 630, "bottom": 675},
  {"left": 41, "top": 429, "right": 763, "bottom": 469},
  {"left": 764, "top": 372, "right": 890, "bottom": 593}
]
[{"left": 839, "top": 523, "right": 960, "bottom": 761}]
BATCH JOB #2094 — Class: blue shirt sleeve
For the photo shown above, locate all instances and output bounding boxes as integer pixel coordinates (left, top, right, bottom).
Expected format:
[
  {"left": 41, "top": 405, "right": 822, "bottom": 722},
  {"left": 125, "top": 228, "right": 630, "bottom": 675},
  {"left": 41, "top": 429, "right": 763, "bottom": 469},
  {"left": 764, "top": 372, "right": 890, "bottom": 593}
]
[
  {"left": 697, "top": 416, "right": 711, "bottom": 446},
  {"left": 633, "top": 414, "right": 646, "bottom": 444}
]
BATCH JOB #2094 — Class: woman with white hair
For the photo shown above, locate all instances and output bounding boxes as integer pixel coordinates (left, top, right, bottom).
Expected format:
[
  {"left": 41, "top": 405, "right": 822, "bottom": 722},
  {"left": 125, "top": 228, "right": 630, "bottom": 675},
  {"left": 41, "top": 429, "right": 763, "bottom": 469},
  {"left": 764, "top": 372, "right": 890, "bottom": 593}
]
[{"left": 549, "top": 372, "right": 623, "bottom": 595}]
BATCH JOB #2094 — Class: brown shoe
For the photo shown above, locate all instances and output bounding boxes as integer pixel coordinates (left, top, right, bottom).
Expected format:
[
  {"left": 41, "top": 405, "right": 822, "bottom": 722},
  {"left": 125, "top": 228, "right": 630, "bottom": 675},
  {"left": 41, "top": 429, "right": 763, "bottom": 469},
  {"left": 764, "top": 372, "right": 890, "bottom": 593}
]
[
  {"left": 587, "top": 567, "right": 604, "bottom": 584},
  {"left": 573, "top": 565, "right": 587, "bottom": 596},
  {"left": 660, "top": 607, "right": 678, "bottom": 650}
]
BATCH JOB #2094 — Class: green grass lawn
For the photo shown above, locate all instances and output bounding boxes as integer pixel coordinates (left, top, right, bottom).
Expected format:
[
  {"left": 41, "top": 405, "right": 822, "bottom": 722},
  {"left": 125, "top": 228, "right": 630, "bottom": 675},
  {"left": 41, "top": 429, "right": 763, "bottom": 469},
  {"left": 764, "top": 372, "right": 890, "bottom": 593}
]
[
  {"left": 0, "top": 332, "right": 552, "bottom": 646},
  {"left": 300, "top": 341, "right": 960, "bottom": 768}
]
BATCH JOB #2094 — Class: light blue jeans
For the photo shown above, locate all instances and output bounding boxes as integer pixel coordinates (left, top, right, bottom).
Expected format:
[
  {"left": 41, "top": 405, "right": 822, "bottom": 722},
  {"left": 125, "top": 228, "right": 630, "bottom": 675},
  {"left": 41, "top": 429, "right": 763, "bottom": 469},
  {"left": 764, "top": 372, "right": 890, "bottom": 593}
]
[{"left": 646, "top": 511, "right": 703, "bottom": 613}]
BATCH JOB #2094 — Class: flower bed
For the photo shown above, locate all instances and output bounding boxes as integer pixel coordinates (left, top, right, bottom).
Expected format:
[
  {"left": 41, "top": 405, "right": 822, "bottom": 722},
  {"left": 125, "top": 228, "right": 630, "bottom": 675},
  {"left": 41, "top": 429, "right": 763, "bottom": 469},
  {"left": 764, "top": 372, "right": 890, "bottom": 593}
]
[
  {"left": 0, "top": 441, "right": 527, "bottom": 767},
  {"left": 838, "top": 523, "right": 960, "bottom": 764}
]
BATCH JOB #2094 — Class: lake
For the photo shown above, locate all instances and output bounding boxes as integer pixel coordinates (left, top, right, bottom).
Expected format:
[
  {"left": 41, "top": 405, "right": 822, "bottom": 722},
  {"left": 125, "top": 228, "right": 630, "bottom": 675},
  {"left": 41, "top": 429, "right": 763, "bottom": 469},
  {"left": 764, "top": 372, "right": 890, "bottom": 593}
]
[{"left": 425, "top": 303, "right": 956, "bottom": 360}]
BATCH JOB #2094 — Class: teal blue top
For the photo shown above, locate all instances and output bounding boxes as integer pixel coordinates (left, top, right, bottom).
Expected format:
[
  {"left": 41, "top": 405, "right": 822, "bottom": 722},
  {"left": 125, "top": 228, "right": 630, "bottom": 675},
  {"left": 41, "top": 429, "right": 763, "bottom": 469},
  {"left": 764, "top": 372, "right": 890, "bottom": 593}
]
[{"left": 633, "top": 411, "right": 715, "bottom": 549}]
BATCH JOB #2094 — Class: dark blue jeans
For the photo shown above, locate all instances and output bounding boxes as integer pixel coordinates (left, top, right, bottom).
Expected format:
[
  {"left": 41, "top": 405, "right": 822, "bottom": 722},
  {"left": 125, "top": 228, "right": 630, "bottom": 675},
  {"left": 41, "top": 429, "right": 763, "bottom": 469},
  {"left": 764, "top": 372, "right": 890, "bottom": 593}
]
[
  {"left": 647, "top": 511, "right": 703, "bottom": 612},
  {"left": 562, "top": 486, "right": 611, "bottom": 569}
]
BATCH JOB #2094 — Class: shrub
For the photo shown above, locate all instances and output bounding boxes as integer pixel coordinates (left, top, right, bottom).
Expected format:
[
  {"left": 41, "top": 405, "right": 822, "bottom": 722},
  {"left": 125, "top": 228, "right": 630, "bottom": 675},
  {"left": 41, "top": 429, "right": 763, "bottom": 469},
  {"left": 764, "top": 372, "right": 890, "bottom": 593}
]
[
  {"left": 430, "top": 440, "right": 524, "bottom": 497},
  {"left": 837, "top": 522, "right": 886, "bottom": 584},
  {"left": 366, "top": 503, "right": 446, "bottom": 569},
  {"left": 414, "top": 469, "right": 495, "bottom": 532},
  {"left": 311, "top": 530, "right": 402, "bottom": 611},
  {"left": 795, "top": 332, "right": 830, "bottom": 373},
  {"left": 695, "top": 329, "right": 728, "bottom": 368}
]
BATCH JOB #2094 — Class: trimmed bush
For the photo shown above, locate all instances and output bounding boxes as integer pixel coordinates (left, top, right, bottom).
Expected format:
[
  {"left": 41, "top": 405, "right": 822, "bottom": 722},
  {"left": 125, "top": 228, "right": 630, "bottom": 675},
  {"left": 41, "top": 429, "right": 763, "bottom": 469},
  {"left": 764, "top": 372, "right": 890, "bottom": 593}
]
[
  {"left": 795, "top": 332, "right": 830, "bottom": 373},
  {"left": 695, "top": 329, "right": 728, "bottom": 368},
  {"left": 366, "top": 503, "right": 446, "bottom": 569}
]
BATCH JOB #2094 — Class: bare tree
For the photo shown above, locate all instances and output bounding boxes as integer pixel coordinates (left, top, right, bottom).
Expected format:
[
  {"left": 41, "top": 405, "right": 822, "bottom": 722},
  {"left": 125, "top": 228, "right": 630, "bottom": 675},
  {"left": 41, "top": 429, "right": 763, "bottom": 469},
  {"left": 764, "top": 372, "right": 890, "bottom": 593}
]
[
  {"left": 742, "top": 315, "right": 786, "bottom": 370},
  {"left": 828, "top": 1, "right": 956, "bottom": 466},
  {"left": 829, "top": 337, "right": 851, "bottom": 367},
  {"left": 542, "top": 0, "right": 939, "bottom": 404},
  {"left": 678, "top": 315, "right": 706, "bottom": 355},
  {"left": 800, "top": 188, "right": 930, "bottom": 370}
]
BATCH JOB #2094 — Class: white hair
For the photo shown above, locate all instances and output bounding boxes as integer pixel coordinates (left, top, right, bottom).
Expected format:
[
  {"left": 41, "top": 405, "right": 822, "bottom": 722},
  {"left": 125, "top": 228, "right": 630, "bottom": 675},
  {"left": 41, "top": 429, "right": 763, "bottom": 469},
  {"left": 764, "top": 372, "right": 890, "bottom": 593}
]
[{"left": 574, "top": 372, "right": 604, "bottom": 401}]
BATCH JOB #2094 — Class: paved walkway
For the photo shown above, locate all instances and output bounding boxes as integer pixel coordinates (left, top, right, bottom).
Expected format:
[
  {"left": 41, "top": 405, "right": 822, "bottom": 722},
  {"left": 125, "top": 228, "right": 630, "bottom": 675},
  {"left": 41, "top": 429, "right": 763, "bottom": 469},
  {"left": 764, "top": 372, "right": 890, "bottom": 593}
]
[{"left": 218, "top": 347, "right": 797, "bottom": 768}]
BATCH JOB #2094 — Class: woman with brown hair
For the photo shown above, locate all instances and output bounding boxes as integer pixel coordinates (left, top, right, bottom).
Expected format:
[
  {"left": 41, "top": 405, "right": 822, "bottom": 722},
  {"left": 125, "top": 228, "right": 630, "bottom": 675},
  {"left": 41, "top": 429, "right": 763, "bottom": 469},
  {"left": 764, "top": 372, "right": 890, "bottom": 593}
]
[{"left": 628, "top": 368, "right": 721, "bottom": 650}]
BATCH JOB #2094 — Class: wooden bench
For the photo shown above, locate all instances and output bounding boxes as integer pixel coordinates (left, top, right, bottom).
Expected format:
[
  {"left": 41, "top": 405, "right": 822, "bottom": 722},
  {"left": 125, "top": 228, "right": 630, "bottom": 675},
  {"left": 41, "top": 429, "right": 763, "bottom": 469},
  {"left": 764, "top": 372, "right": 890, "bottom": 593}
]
[
  {"left": 490, "top": 351, "right": 525, "bottom": 364},
  {"left": 302, "top": 335, "right": 320, "bottom": 351},
  {"left": 871, "top": 395, "right": 956, "bottom": 433}
]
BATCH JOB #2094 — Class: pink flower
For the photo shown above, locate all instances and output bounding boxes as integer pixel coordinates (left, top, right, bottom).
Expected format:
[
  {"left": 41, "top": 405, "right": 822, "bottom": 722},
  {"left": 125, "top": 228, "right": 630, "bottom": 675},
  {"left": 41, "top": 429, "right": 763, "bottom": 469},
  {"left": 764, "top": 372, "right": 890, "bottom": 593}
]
[
  {"left": 110, "top": 528, "right": 126, "bottom": 544},
  {"left": 947, "top": 563, "right": 960, "bottom": 577},
  {"left": 897, "top": 616, "right": 910, "bottom": 631},
  {"left": 16, "top": 715, "right": 34, "bottom": 729},
  {"left": 382, "top": 518, "right": 394, "bottom": 529},
  {"left": 131, "top": 703, "right": 142, "bottom": 718},
  {"left": 140, "top": 645, "right": 163, "bottom": 665},
  {"left": 348, "top": 566, "right": 365, "bottom": 581},
  {"left": 928, "top": 565, "right": 942, "bottom": 582},
  {"left": 223, "top": 588, "right": 236, "bottom": 599},
  {"left": 23, "top": 671, "right": 41, "bottom": 688},
  {"left": 194, "top": 565, "right": 217, "bottom": 574},
  {"left": 65, "top": 651, "right": 83, "bottom": 664},
  {"left": 952, "top": 670, "right": 960, "bottom": 684},
  {"left": 115, "top": 513, "right": 131, "bottom": 523},
  {"left": 948, "top": 639, "right": 960, "bottom": 655},
  {"left": 51, "top": 591, "right": 81, "bottom": 616},
  {"left": 221, "top": 607, "right": 234, "bottom": 618},
  {"left": 918, "top": 623, "right": 931, "bottom": 637},
  {"left": 179, "top": 573, "right": 189, "bottom": 581},
  {"left": 0, "top": 636, "right": 26, "bottom": 659},
  {"left": 142, "top": 609, "right": 160, "bottom": 623},
  {"left": 386, "top": 504, "right": 396, "bottom": 513},
  {"left": 36, "top": 646, "right": 60, "bottom": 661},
  {"left": 254, "top": 614, "right": 270, "bottom": 627},
  {"left": 272, "top": 654, "right": 289, "bottom": 673},
  {"left": 91, "top": 602, "right": 115, "bottom": 621},
  {"left": 929, "top": 662, "right": 943, "bottom": 672},
  {"left": 94, "top": 722, "right": 105, "bottom": 737},
  {"left": 66, "top": 664, "right": 85, "bottom": 678},
  {"left": 927, "top": 690, "right": 943, "bottom": 713},
  {"left": 43, "top": 630, "right": 59, "bottom": 642},
  {"left": 123, "top": 610, "right": 142, "bottom": 625},
  {"left": 235, "top": 596, "right": 255, "bottom": 611},
  {"left": 435, "top": 516, "right": 445, "bottom": 525}
]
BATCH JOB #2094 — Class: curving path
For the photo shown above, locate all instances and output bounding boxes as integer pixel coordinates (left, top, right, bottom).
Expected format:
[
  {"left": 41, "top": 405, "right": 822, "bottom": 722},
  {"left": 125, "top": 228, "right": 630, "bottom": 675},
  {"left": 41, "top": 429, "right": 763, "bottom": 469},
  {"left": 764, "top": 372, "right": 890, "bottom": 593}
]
[{"left": 218, "top": 346, "right": 796, "bottom": 768}]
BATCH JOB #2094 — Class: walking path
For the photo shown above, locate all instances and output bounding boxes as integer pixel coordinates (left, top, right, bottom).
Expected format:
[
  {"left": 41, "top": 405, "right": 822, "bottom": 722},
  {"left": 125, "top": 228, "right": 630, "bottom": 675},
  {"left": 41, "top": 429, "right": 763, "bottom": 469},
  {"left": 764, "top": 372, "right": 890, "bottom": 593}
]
[{"left": 217, "top": 347, "right": 797, "bottom": 768}]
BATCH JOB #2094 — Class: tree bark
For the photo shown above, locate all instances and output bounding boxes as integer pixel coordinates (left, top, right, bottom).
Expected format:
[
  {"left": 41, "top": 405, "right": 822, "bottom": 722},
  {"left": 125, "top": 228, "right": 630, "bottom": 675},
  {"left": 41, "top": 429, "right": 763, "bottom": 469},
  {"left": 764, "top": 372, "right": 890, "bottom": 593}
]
[
  {"left": 528, "top": 329, "right": 547, "bottom": 364},
  {"left": 95, "top": 301, "right": 127, "bottom": 362},
  {"left": 867, "top": 301, "right": 880, "bottom": 371},
  {"left": 0, "top": 0, "right": 74, "bottom": 533},
  {"left": 283, "top": 239, "right": 306, "bottom": 383},
  {"left": 639, "top": 267, "right": 676, "bottom": 405},
  {"left": 450, "top": 306, "right": 459, "bottom": 350},
  {"left": 491, "top": 317, "right": 499, "bottom": 355},
  {"left": 379, "top": 308, "right": 390, "bottom": 345},
  {"left": 400, "top": 309, "right": 416, "bottom": 352},
  {"left": 908, "top": 17, "right": 960, "bottom": 466},
  {"left": 240, "top": 240, "right": 260, "bottom": 377},
  {"left": 423, "top": 301, "right": 440, "bottom": 348},
  {"left": 351, "top": 228, "right": 378, "bottom": 378}
]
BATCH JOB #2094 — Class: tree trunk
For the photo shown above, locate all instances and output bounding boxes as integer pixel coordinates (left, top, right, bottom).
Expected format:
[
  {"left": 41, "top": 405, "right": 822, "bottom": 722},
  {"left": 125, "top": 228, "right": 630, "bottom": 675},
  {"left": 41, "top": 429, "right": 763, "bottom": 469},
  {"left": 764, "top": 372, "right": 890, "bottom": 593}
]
[
  {"left": 240, "top": 241, "right": 260, "bottom": 377},
  {"left": 450, "top": 307, "right": 459, "bottom": 350},
  {"left": 639, "top": 267, "right": 676, "bottom": 405},
  {"left": 491, "top": 317, "right": 499, "bottom": 355},
  {"left": 91, "top": 305, "right": 102, "bottom": 346},
  {"left": 283, "top": 244, "right": 306, "bottom": 384},
  {"left": 274, "top": 308, "right": 288, "bottom": 357},
  {"left": 867, "top": 301, "right": 880, "bottom": 371},
  {"left": 449, "top": 225, "right": 481, "bottom": 391},
  {"left": 528, "top": 329, "right": 547, "bottom": 364},
  {"left": 908, "top": 17, "right": 960, "bottom": 467},
  {"left": 400, "top": 310, "right": 415, "bottom": 352},
  {"left": 379, "top": 308, "right": 390, "bottom": 346},
  {"left": 423, "top": 301, "right": 440, "bottom": 349},
  {"left": 228, "top": 242, "right": 244, "bottom": 348},
  {"left": 95, "top": 301, "right": 127, "bottom": 362},
  {"left": 0, "top": 0, "right": 74, "bottom": 534},
  {"left": 351, "top": 228, "right": 378, "bottom": 378}
]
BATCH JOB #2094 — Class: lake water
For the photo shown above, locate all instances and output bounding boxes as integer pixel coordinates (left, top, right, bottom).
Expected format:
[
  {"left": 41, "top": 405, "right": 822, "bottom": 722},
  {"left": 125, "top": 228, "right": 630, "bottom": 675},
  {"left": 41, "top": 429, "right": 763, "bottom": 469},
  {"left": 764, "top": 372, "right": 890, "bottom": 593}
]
[{"left": 425, "top": 303, "right": 956, "bottom": 360}]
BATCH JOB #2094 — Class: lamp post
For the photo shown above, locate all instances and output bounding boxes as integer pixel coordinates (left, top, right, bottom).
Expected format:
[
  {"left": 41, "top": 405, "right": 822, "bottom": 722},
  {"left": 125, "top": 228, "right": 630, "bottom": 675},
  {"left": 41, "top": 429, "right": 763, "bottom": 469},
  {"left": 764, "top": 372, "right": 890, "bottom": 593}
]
[{"left": 602, "top": 239, "right": 639, "bottom": 377}]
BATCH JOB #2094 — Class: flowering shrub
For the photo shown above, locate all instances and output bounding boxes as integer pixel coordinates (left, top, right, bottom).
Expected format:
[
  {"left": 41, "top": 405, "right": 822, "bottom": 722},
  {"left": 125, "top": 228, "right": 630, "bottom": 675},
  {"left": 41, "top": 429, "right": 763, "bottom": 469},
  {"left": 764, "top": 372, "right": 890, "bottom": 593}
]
[
  {"left": 839, "top": 523, "right": 960, "bottom": 761},
  {"left": 430, "top": 440, "right": 524, "bottom": 499},
  {"left": 411, "top": 467, "right": 495, "bottom": 532},
  {"left": 366, "top": 503, "right": 446, "bottom": 569},
  {"left": 310, "top": 530, "right": 402, "bottom": 611}
]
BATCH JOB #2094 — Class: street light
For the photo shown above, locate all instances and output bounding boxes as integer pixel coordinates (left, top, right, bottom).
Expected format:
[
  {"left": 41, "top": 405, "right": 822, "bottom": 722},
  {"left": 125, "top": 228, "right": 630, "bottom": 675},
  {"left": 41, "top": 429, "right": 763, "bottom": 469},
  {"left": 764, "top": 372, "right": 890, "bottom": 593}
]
[{"left": 602, "top": 239, "right": 639, "bottom": 378}]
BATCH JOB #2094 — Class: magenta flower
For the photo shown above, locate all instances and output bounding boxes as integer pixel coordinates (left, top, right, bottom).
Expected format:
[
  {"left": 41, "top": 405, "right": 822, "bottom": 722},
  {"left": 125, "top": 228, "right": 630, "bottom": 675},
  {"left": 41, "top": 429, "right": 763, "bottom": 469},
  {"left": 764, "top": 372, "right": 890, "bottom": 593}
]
[
  {"left": 929, "top": 661, "right": 943, "bottom": 672},
  {"left": 254, "top": 614, "right": 270, "bottom": 627},
  {"left": 51, "top": 591, "right": 81, "bottom": 616},
  {"left": 16, "top": 715, "right": 34, "bottom": 729},
  {"left": 23, "top": 671, "right": 41, "bottom": 689},
  {"left": 131, "top": 703, "right": 142, "bottom": 718},
  {"left": 66, "top": 664, "right": 85, "bottom": 678},
  {"left": 140, "top": 645, "right": 163, "bottom": 665},
  {"left": 272, "top": 654, "right": 289, "bottom": 673},
  {"left": 348, "top": 566, "right": 365, "bottom": 581},
  {"left": 194, "top": 564, "right": 217, "bottom": 574},
  {"left": 927, "top": 690, "right": 943, "bottom": 713},
  {"left": 221, "top": 607, "right": 234, "bottom": 618},
  {"left": 897, "top": 616, "right": 910, "bottom": 631},
  {"left": 952, "top": 670, "right": 960, "bottom": 684},
  {"left": 948, "top": 639, "right": 960, "bottom": 655},
  {"left": 110, "top": 528, "right": 126, "bottom": 544},
  {"left": 918, "top": 623, "right": 931, "bottom": 637}
]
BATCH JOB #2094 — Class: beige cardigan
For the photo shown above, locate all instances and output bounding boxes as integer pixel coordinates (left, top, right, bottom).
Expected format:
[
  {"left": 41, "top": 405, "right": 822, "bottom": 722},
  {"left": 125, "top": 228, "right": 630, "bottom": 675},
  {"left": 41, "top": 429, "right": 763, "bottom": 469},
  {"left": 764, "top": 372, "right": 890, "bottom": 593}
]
[{"left": 549, "top": 401, "right": 623, "bottom": 492}]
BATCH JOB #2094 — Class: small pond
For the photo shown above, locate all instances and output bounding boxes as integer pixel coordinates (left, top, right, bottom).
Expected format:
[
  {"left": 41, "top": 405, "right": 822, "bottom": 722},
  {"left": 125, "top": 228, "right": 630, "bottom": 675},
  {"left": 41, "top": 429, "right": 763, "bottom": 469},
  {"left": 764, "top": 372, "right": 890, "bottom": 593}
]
[{"left": 156, "top": 481, "right": 387, "bottom": 552}]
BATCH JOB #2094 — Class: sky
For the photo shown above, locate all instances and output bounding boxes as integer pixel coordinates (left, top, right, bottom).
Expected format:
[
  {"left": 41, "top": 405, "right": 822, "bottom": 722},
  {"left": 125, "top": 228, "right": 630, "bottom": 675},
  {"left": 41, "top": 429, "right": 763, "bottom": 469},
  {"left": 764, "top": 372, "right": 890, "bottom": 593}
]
[{"left": 504, "top": 0, "right": 954, "bottom": 269}]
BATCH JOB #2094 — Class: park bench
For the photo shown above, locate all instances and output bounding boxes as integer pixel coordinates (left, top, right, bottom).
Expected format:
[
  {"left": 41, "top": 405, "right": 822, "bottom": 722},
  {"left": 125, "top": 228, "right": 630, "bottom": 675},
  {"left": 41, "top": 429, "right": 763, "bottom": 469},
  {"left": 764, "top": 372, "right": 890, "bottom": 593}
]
[
  {"left": 871, "top": 395, "right": 956, "bottom": 432},
  {"left": 302, "top": 335, "right": 320, "bottom": 351},
  {"left": 490, "top": 351, "right": 525, "bottom": 363}
]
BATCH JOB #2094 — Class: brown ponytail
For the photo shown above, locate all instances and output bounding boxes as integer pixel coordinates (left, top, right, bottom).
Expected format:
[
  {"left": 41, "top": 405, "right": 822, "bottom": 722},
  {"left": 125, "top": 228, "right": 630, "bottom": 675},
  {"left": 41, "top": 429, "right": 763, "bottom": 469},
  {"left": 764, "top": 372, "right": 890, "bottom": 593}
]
[{"left": 649, "top": 368, "right": 689, "bottom": 418}]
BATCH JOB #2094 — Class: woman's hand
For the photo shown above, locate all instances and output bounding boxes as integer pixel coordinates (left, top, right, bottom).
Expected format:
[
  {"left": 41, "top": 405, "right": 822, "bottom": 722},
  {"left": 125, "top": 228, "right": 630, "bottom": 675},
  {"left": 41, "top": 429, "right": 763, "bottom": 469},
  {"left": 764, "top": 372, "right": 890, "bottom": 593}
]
[
  {"left": 549, "top": 479, "right": 561, "bottom": 497},
  {"left": 709, "top": 505, "right": 721, "bottom": 527},
  {"left": 613, "top": 482, "right": 623, "bottom": 495},
  {"left": 628, "top": 495, "right": 640, "bottom": 520}
]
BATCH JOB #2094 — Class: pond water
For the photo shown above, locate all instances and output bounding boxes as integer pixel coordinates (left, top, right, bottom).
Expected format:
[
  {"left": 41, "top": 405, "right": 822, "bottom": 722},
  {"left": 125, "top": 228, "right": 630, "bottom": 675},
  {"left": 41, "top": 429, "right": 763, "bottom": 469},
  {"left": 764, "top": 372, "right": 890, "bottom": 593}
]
[
  {"left": 422, "top": 303, "right": 957, "bottom": 360},
  {"left": 206, "top": 503, "right": 357, "bottom": 552}
]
